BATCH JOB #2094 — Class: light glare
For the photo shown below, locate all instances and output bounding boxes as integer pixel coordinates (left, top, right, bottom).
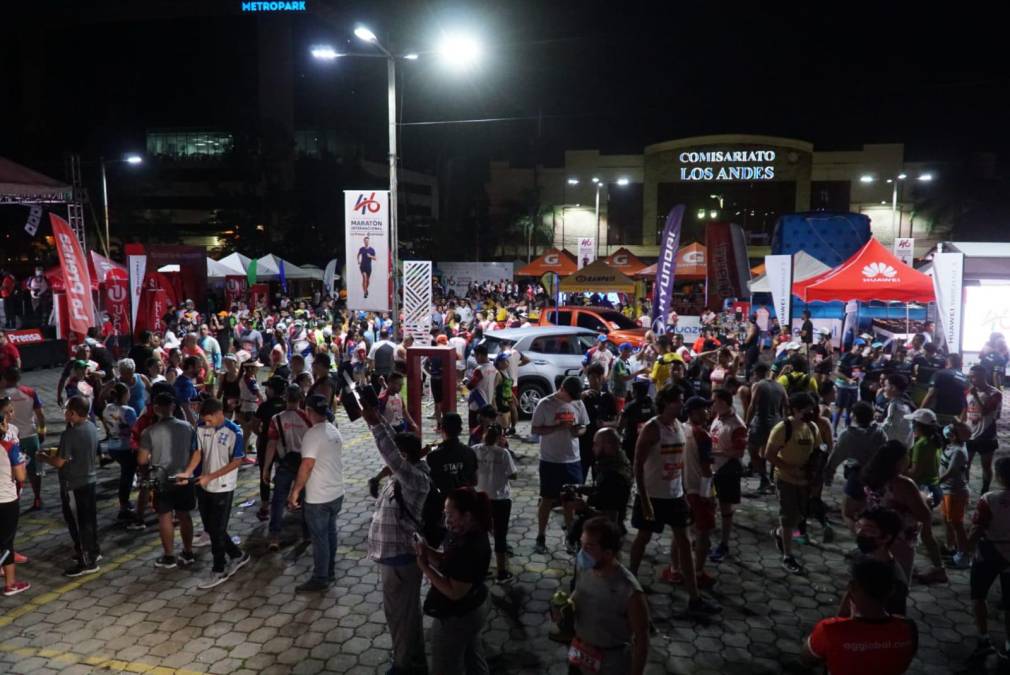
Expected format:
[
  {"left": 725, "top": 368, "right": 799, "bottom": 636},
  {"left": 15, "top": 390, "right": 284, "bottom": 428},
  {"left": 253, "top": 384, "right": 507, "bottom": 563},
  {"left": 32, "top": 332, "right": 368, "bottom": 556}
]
[
  {"left": 125, "top": 155, "right": 143, "bottom": 165},
  {"left": 859, "top": 175, "right": 874, "bottom": 183},
  {"left": 311, "top": 46, "right": 340, "bottom": 60},
  {"left": 616, "top": 177, "right": 630, "bottom": 186},
  {"left": 437, "top": 32, "right": 481, "bottom": 70},
  {"left": 354, "top": 26, "right": 377, "bottom": 43}
]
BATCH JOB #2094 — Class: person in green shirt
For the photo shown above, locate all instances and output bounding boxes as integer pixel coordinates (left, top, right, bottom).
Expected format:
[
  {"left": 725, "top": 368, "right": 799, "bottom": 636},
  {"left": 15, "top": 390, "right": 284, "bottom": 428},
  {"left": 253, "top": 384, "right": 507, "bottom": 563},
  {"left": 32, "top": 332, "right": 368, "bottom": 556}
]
[
  {"left": 609, "top": 343, "right": 635, "bottom": 410},
  {"left": 904, "top": 408, "right": 942, "bottom": 506}
]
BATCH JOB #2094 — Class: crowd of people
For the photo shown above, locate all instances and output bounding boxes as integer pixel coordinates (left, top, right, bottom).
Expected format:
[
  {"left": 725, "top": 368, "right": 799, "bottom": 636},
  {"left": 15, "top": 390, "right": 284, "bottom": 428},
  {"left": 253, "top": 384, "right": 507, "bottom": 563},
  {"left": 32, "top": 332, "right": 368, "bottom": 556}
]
[{"left": 0, "top": 283, "right": 1008, "bottom": 674}]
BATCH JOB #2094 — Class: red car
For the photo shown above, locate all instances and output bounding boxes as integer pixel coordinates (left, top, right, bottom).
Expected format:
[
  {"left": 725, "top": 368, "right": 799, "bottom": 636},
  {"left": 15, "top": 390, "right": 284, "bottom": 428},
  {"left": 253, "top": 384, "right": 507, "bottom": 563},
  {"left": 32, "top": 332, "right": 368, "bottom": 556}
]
[{"left": 536, "top": 306, "right": 648, "bottom": 348}]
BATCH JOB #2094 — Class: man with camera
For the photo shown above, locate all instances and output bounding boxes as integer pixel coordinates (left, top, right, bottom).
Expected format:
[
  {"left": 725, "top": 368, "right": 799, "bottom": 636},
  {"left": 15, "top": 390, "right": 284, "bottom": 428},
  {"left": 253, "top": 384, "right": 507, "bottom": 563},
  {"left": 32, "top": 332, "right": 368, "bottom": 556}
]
[
  {"left": 360, "top": 385, "right": 431, "bottom": 675},
  {"left": 263, "top": 385, "right": 311, "bottom": 551},
  {"left": 563, "top": 427, "right": 633, "bottom": 549},
  {"left": 138, "top": 391, "right": 198, "bottom": 569}
]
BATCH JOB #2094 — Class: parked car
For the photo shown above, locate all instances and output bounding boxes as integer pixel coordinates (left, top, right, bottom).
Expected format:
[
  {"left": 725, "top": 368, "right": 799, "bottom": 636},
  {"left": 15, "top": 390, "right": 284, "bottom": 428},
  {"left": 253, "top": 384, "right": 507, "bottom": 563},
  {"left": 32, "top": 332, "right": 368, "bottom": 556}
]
[
  {"left": 480, "top": 326, "right": 599, "bottom": 418},
  {"left": 536, "top": 306, "right": 648, "bottom": 348}
]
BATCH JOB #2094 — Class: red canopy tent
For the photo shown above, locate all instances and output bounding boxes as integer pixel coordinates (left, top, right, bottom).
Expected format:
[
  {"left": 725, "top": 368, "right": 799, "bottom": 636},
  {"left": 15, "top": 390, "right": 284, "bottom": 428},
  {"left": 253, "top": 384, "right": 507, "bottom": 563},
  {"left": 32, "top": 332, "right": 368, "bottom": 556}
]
[
  {"left": 515, "top": 247, "right": 578, "bottom": 276},
  {"left": 604, "top": 247, "right": 647, "bottom": 275},
  {"left": 798, "top": 238, "right": 935, "bottom": 303}
]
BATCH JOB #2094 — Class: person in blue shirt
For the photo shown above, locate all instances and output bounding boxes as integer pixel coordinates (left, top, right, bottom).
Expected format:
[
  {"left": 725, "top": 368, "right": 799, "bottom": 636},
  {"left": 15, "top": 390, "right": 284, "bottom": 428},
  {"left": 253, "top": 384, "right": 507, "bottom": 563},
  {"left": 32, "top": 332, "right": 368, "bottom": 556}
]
[
  {"left": 173, "top": 357, "right": 201, "bottom": 425},
  {"left": 357, "top": 236, "right": 377, "bottom": 299}
]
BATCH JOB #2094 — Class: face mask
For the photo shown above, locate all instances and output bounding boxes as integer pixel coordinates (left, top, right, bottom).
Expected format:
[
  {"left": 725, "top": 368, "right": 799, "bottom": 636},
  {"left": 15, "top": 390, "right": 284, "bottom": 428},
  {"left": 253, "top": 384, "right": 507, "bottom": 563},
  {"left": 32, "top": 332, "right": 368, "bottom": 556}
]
[
  {"left": 855, "top": 535, "right": 878, "bottom": 554},
  {"left": 575, "top": 549, "right": 597, "bottom": 571}
]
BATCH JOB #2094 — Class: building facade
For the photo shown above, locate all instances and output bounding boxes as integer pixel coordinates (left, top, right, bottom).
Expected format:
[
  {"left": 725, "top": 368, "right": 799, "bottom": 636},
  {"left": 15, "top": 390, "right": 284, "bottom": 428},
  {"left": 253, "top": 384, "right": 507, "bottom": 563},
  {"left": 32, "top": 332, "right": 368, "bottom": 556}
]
[{"left": 488, "top": 134, "right": 944, "bottom": 260}]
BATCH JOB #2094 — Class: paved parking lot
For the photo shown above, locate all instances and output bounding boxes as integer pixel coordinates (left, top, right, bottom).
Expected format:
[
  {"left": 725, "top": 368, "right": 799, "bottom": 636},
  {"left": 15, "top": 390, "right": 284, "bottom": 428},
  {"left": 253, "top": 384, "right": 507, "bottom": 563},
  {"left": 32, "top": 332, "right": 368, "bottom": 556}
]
[{"left": 1, "top": 367, "right": 1007, "bottom": 674}]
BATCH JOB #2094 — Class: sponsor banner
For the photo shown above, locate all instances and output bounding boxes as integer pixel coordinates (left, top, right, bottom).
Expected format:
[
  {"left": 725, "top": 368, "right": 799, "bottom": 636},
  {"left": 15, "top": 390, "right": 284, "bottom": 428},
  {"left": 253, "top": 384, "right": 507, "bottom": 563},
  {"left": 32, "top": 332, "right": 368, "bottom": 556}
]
[
  {"left": 24, "top": 205, "right": 43, "bottom": 237},
  {"left": 437, "top": 262, "right": 514, "bottom": 297},
  {"left": 89, "top": 251, "right": 127, "bottom": 285},
  {"left": 146, "top": 245, "right": 208, "bottom": 312},
  {"left": 790, "top": 318, "right": 844, "bottom": 349},
  {"left": 50, "top": 213, "right": 95, "bottom": 336},
  {"left": 224, "top": 276, "right": 246, "bottom": 308},
  {"left": 125, "top": 243, "right": 147, "bottom": 332},
  {"left": 963, "top": 285, "right": 1010, "bottom": 353},
  {"left": 931, "top": 251, "right": 964, "bottom": 353},
  {"left": 344, "top": 190, "right": 390, "bottom": 312},
  {"left": 672, "top": 315, "right": 703, "bottom": 339},
  {"left": 577, "top": 238, "right": 595, "bottom": 270},
  {"left": 651, "top": 205, "right": 685, "bottom": 333},
  {"left": 403, "top": 261, "right": 433, "bottom": 345},
  {"left": 706, "top": 222, "right": 750, "bottom": 310},
  {"left": 323, "top": 258, "right": 339, "bottom": 298},
  {"left": 104, "top": 274, "right": 131, "bottom": 336},
  {"left": 5, "top": 328, "right": 44, "bottom": 346},
  {"left": 894, "top": 237, "right": 915, "bottom": 267},
  {"left": 136, "top": 272, "right": 178, "bottom": 337},
  {"left": 764, "top": 254, "right": 793, "bottom": 325}
]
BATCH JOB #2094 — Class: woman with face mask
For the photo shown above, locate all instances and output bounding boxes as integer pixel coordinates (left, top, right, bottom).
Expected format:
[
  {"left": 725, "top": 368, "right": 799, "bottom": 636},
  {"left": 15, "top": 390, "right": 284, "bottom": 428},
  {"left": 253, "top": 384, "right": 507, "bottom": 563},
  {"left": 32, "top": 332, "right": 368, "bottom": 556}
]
[
  {"left": 570, "top": 516, "right": 650, "bottom": 675},
  {"left": 416, "top": 486, "right": 492, "bottom": 674},
  {"left": 836, "top": 506, "right": 908, "bottom": 617}
]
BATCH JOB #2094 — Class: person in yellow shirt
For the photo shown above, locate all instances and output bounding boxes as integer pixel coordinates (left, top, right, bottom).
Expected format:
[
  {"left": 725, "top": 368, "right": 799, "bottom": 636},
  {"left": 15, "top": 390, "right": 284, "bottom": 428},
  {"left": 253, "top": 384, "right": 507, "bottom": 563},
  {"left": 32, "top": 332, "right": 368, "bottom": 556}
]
[
  {"left": 649, "top": 335, "right": 683, "bottom": 390},
  {"left": 776, "top": 356, "right": 820, "bottom": 396},
  {"left": 765, "top": 392, "right": 822, "bottom": 575}
]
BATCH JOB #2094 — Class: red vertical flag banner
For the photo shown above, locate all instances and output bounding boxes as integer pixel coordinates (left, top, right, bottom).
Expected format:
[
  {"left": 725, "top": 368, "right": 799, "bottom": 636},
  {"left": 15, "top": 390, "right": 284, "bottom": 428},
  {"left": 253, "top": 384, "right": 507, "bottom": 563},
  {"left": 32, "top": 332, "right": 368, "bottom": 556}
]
[
  {"left": 104, "top": 270, "right": 131, "bottom": 336},
  {"left": 224, "top": 276, "right": 247, "bottom": 308},
  {"left": 705, "top": 222, "right": 751, "bottom": 311},
  {"left": 49, "top": 213, "right": 95, "bottom": 336}
]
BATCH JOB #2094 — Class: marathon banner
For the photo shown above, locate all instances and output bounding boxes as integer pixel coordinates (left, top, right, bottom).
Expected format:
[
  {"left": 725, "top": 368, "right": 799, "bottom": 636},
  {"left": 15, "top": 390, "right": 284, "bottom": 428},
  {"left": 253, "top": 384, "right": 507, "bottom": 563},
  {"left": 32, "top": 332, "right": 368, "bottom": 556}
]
[
  {"left": 147, "top": 245, "right": 208, "bottom": 313},
  {"left": 24, "top": 205, "right": 43, "bottom": 237},
  {"left": 764, "top": 254, "right": 793, "bottom": 323},
  {"left": 651, "top": 205, "right": 685, "bottom": 333},
  {"left": 705, "top": 222, "right": 750, "bottom": 310},
  {"left": 224, "top": 275, "right": 246, "bottom": 308},
  {"left": 125, "top": 243, "right": 147, "bottom": 332},
  {"left": 578, "top": 237, "right": 595, "bottom": 269},
  {"left": 344, "top": 190, "right": 390, "bottom": 312},
  {"left": 50, "top": 213, "right": 95, "bottom": 336},
  {"left": 931, "top": 251, "right": 964, "bottom": 353},
  {"left": 104, "top": 271, "right": 131, "bottom": 336},
  {"left": 894, "top": 237, "right": 915, "bottom": 267}
]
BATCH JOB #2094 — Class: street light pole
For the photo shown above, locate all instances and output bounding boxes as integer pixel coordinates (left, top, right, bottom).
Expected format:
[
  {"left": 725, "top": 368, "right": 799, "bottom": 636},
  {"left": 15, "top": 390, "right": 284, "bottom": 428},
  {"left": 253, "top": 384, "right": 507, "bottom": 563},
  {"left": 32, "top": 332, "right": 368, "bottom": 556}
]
[
  {"left": 594, "top": 182, "right": 601, "bottom": 260},
  {"left": 386, "top": 54, "right": 400, "bottom": 331},
  {"left": 100, "top": 157, "right": 111, "bottom": 258}
]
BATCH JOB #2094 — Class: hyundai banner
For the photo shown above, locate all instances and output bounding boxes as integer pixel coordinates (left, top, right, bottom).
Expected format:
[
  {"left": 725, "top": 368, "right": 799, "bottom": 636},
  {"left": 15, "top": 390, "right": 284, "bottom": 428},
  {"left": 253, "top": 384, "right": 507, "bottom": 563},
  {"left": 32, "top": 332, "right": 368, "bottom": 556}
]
[
  {"left": 50, "top": 213, "right": 95, "bottom": 336},
  {"left": 651, "top": 205, "right": 685, "bottom": 333},
  {"left": 931, "top": 251, "right": 964, "bottom": 353},
  {"left": 764, "top": 254, "right": 793, "bottom": 323},
  {"left": 344, "top": 190, "right": 390, "bottom": 312}
]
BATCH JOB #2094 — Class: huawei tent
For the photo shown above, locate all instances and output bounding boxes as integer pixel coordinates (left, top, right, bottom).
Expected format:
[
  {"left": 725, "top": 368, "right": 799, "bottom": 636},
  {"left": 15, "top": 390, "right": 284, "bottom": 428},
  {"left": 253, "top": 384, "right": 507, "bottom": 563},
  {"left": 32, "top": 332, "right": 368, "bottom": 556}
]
[
  {"left": 798, "top": 238, "right": 935, "bottom": 303},
  {"left": 558, "top": 259, "right": 636, "bottom": 294}
]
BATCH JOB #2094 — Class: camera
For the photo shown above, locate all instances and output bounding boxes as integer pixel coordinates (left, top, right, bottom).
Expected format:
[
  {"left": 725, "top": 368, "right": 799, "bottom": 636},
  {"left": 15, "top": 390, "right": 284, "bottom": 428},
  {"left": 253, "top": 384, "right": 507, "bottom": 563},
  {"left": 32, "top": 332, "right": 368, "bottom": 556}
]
[
  {"left": 139, "top": 465, "right": 194, "bottom": 493},
  {"left": 559, "top": 483, "right": 583, "bottom": 504},
  {"left": 339, "top": 372, "right": 380, "bottom": 421}
]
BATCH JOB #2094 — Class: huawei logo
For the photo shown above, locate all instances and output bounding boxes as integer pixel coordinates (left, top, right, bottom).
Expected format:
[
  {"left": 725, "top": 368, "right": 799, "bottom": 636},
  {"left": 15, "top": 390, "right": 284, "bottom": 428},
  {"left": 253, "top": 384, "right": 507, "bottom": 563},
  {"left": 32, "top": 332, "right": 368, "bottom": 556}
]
[{"left": 861, "top": 262, "right": 899, "bottom": 282}]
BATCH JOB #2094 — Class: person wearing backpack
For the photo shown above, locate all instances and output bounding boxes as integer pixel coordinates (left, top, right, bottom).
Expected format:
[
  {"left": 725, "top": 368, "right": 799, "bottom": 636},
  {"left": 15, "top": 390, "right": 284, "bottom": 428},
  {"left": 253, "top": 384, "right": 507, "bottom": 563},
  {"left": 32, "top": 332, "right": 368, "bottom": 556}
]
[
  {"left": 361, "top": 398, "right": 430, "bottom": 675},
  {"left": 777, "top": 355, "right": 819, "bottom": 397}
]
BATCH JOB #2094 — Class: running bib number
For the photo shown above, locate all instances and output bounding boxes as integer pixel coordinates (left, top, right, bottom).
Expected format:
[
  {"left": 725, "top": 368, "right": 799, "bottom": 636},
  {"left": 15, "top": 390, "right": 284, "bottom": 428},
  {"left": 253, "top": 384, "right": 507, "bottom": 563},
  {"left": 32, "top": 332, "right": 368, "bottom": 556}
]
[
  {"left": 568, "top": 638, "right": 603, "bottom": 673},
  {"left": 660, "top": 444, "right": 683, "bottom": 481}
]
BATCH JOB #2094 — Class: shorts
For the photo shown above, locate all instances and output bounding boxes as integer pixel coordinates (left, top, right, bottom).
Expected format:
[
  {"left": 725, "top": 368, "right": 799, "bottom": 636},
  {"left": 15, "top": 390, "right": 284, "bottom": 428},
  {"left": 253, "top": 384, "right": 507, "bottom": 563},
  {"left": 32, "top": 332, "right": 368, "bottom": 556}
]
[
  {"left": 155, "top": 484, "right": 197, "bottom": 515},
  {"left": 631, "top": 495, "right": 692, "bottom": 533},
  {"left": 539, "top": 461, "right": 583, "bottom": 499},
  {"left": 20, "top": 435, "right": 40, "bottom": 476},
  {"left": 748, "top": 425, "right": 772, "bottom": 453},
  {"left": 836, "top": 386, "right": 858, "bottom": 410},
  {"left": 687, "top": 494, "right": 716, "bottom": 532},
  {"left": 359, "top": 266, "right": 372, "bottom": 276},
  {"left": 776, "top": 480, "right": 809, "bottom": 524},
  {"left": 941, "top": 493, "right": 968, "bottom": 524},
  {"left": 237, "top": 410, "right": 256, "bottom": 424},
  {"left": 714, "top": 459, "right": 743, "bottom": 505},
  {"left": 431, "top": 378, "right": 444, "bottom": 404},
  {"left": 968, "top": 438, "right": 999, "bottom": 456},
  {"left": 971, "top": 540, "right": 1010, "bottom": 607}
]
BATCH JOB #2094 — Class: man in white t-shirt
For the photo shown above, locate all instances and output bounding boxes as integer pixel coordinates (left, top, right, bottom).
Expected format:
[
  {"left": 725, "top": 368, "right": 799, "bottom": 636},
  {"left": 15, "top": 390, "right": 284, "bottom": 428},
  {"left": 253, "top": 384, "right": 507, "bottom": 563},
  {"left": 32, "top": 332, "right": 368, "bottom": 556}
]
[
  {"left": 531, "top": 377, "right": 589, "bottom": 554},
  {"left": 502, "top": 340, "right": 530, "bottom": 434},
  {"left": 448, "top": 332, "right": 468, "bottom": 380},
  {"left": 584, "top": 335, "right": 615, "bottom": 379},
  {"left": 290, "top": 394, "right": 345, "bottom": 593}
]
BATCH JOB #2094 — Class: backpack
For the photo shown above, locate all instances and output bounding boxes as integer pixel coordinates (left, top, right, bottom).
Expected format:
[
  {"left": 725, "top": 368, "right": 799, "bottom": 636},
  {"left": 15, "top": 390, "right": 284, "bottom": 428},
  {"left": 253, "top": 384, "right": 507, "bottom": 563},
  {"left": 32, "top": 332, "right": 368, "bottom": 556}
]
[
  {"left": 784, "top": 372, "right": 812, "bottom": 395},
  {"left": 393, "top": 477, "right": 447, "bottom": 547}
]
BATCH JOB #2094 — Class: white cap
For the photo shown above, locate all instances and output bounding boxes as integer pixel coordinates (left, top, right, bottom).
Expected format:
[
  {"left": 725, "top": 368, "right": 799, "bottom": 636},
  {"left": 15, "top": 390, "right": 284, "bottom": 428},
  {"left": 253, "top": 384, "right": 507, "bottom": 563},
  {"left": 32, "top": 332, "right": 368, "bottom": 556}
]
[{"left": 904, "top": 408, "right": 938, "bottom": 425}]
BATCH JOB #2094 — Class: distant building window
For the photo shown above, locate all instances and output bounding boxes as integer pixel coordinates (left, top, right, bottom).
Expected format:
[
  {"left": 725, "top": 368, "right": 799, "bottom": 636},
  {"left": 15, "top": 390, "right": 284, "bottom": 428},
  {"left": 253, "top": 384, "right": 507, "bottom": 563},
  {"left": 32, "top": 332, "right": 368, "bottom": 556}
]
[{"left": 146, "top": 131, "right": 233, "bottom": 159}]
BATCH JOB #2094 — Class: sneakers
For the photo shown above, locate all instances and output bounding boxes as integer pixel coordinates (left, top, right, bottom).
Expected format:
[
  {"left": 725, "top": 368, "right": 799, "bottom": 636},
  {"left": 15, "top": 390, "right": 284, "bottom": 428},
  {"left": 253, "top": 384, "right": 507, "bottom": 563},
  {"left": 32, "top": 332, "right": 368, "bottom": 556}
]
[
  {"left": 178, "top": 551, "right": 196, "bottom": 567},
  {"left": 792, "top": 531, "right": 810, "bottom": 545},
  {"left": 256, "top": 507, "right": 269, "bottom": 522},
  {"left": 227, "top": 551, "right": 251, "bottom": 577},
  {"left": 13, "top": 552, "right": 28, "bottom": 564},
  {"left": 192, "top": 532, "right": 211, "bottom": 548},
  {"left": 295, "top": 579, "right": 331, "bottom": 593},
  {"left": 660, "top": 567, "right": 684, "bottom": 585},
  {"left": 708, "top": 543, "right": 729, "bottom": 563},
  {"left": 2, "top": 581, "right": 30, "bottom": 596},
  {"left": 64, "top": 562, "right": 100, "bottom": 578},
  {"left": 695, "top": 570, "right": 717, "bottom": 589},
  {"left": 496, "top": 570, "right": 516, "bottom": 585},
  {"left": 126, "top": 520, "right": 147, "bottom": 532},
  {"left": 534, "top": 536, "right": 548, "bottom": 555},
  {"left": 687, "top": 596, "right": 722, "bottom": 615},
  {"left": 154, "top": 555, "right": 177, "bottom": 569},
  {"left": 197, "top": 569, "right": 230, "bottom": 590},
  {"left": 116, "top": 507, "right": 136, "bottom": 522},
  {"left": 781, "top": 556, "right": 803, "bottom": 575}
]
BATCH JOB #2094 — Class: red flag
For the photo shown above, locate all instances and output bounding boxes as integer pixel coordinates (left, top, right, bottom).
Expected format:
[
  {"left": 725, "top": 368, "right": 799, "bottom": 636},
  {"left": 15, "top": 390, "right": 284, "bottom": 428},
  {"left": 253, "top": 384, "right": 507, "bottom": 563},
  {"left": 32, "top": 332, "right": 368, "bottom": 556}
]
[
  {"left": 224, "top": 275, "right": 246, "bottom": 308},
  {"left": 135, "top": 271, "right": 177, "bottom": 337},
  {"left": 50, "top": 214, "right": 94, "bottom": 336},
  {"left": 104, "top": 270, "right": 131, "bottom": 336}
]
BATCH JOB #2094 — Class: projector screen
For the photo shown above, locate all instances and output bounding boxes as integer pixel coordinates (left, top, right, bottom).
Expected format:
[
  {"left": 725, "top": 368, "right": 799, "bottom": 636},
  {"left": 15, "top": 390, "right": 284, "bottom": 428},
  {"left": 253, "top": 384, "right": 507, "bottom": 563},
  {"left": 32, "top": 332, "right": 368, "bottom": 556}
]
[{"left": 963, "top": 285, "right": 1010, "bottom": 352}]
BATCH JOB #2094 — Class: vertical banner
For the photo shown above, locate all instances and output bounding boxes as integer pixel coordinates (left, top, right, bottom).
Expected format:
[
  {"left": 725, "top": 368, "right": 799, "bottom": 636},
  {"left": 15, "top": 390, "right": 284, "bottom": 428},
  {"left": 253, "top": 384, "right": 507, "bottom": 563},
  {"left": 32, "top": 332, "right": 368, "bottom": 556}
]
[
  {"left": 894, "top": 237, "right": 915, "bottom": 267},
  {"left": 125, "top": 243, "right": 147, "bottom": 332},
  {"left": 344, "top": 190, "right": 391, "bottom": 312},
  {"left": 24, "top": 205, "right": 43, "bottom": 237},
  {"left": 706, "top": 222, "right": 750, "bottom": 310},
  {"left": 104, "top": 270, "right": 131, "bottom": 336},
  {"left": 278, "top": 260, "right": 288, "bottom": 294},
  {"left": 578, "top": 237, "right": 595, "bottom": 269},
  {"left": 931, "top": 251, "right": 964, "bottom": 353},
  {"left": 322, "top": 258, "right": 338, "bottom": 298},
  {"left": 224, "top": 276, "right": 246, "bottom": 308},
  {"left": 651, "top": 205, "right": 685, "bottom": 333},
  {"left": 764, "top": 254, "right": 793, "bottom": 324},
  {"left": 136, "top": 272, "right": 177, "bottom": 337},
  {"left": 49, "top": 213, "right": 94, "bottom": 336},
  {"left": 147, "top": 245, "right": 208, "bottom": 311},
  {"left": 403, "top": 261, "right": 433, "bottom": 345}
]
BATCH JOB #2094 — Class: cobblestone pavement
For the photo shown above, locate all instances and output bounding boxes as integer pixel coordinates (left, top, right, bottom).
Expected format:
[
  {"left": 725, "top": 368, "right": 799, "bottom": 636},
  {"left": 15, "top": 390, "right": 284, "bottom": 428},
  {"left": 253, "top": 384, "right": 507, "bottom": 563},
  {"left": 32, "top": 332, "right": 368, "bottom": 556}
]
[{"left": 1, "top": 367, "right": 1008, "bottom": 674}]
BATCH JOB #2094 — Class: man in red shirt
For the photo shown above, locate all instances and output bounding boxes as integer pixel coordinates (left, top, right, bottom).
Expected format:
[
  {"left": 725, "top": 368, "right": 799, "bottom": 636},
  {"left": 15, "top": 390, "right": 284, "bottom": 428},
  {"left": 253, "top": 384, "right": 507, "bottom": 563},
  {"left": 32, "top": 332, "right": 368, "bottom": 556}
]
[
  {"left": 804, "top": 558, "right": 918, "bottom": 675},
  {"left": 0, "top": 331, "right": 21, "bottom": 372}
]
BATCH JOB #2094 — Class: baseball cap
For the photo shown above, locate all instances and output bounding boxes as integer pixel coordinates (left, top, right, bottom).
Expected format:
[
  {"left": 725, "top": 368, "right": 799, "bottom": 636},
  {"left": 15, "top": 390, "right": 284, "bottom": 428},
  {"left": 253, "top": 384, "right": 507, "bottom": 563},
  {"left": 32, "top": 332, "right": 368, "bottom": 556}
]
[
  {"left": 786, "top": 342, "right": 802, "bottom": 351},
  {"left": 684, "top": 396, "right": 712, "bottom": 413},
  {"left": 305, "top": 394, "right": 333, "bottom": 421},
  {"left": 854, "top": 338, "right": 867, "bottom": 346},
  {"left": 904, "top": 408, "right": 938, "bottom": 425},
  {"left": 266, "top": 376, "right": 287, "bottom": 394},
  {"left": 618, "top": 342, "right": 634, "bottom": 352},
  {"left": 817, "top": 327, "right": 831, "bottom": 336},
  {"left": 859, "top": 333, "right": 874, "bottom": 341},
  {"left": 596, "top": 334, "right": 608, "bottom": 342},
  {"left": 436, "top": 335, "right": 448, "bottom": 345},
  {"left": 285, "top": 384, "right": 304, "bottom": 402},
  {"left": 560, "top": 376, "right": 583, "bottom": 398},
  {"left": 494, "top": 353, "right": 510, "bottom": 365}
]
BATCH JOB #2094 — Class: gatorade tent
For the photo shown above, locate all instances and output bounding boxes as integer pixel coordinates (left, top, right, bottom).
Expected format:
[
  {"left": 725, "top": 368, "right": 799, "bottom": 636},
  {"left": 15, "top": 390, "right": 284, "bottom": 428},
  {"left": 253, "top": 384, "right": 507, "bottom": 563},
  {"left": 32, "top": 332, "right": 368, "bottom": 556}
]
[
  {"left": 634, "top": 241, "right": 707, "bottom": 280},
  {"left": 558, "top": 259, "right": 636, "bottom": 293},
  {"left": 515, "top": 247, "right": 578, "bottom": 277},
  {"left": 796, "top": 237, "right": 935, "bottom": 303},
  {"left": 604, "top": 247, "right": 647, "bottom": 275}
]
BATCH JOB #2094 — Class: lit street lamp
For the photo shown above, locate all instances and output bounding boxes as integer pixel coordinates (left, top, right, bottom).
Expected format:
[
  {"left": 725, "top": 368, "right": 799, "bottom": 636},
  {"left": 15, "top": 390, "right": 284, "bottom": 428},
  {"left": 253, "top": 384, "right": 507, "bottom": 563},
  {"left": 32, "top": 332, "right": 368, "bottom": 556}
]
[
  {"left": 100, "top": 154, "right": 143, "bottom": 256},
  {"left": 858, "top": 171, "right": 934, "bottom": 239},
  {"left": 312, "top": 26, "right": 480, "bottom": 329}
]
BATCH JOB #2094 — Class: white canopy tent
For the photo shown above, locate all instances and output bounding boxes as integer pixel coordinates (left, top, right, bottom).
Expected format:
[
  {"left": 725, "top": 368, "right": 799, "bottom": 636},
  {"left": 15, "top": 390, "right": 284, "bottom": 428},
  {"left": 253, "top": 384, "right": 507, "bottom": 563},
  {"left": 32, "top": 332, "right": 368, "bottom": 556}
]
[
  {"left": 255, "top": 254, "right": 320, "bottom": 280},
  {"left": 748, "top": 250, "right": 832, "bottom": 293},
  {"left": 217, "top": 252, "right": 253, "bottom": 275},
  {"left": 157, "top": 257, "right": 240, "bottom": 278}
]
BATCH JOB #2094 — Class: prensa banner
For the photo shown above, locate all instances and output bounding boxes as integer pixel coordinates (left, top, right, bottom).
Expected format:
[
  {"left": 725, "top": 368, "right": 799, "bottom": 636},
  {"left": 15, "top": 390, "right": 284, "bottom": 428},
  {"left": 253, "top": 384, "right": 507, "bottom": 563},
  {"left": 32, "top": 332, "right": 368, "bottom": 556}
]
[
  {"left": 931, "top": 251, "right": 964, "bottom": 353},
  {"left": 764, "top": 255, "right": 793, "bottom": 324},
  {"left": 651, "top": 205, "right": 685, "bottom": 333},
  {"left": 577, "top": 238, "right": 595, "bottom": 269},
  {"left": 344, "top": 190, "right": 390, "bottom": 312},
  {"left": 50, "top": 213, "right": 95, "bottom": 336}
]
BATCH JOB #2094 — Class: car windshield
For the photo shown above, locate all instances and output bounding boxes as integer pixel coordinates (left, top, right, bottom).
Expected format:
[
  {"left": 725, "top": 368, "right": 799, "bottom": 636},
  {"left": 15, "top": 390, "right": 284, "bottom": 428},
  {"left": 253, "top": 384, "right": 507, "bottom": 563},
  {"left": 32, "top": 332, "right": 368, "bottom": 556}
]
[
  {"left": 481, "top": 337, "right": 504, "bottom": 355},
  {"left": 595, "top": 310, "right": 638, "bottom": 330}
]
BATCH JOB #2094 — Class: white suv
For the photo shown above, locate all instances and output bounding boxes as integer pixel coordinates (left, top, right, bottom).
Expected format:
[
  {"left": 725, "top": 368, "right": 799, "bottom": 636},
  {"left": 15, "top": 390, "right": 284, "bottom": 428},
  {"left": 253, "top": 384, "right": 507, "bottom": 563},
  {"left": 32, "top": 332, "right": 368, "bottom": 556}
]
[{"left": 480, "top": 326, "right": 599, "bottom": 418}]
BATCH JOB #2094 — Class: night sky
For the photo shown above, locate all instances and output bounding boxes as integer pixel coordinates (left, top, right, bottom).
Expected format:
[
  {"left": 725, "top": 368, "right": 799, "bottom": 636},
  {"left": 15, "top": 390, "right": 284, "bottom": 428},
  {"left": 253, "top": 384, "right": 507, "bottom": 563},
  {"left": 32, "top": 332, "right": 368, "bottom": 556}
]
[{"left": 2, "top": 1, "right": 1008, "bottom": 172}]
